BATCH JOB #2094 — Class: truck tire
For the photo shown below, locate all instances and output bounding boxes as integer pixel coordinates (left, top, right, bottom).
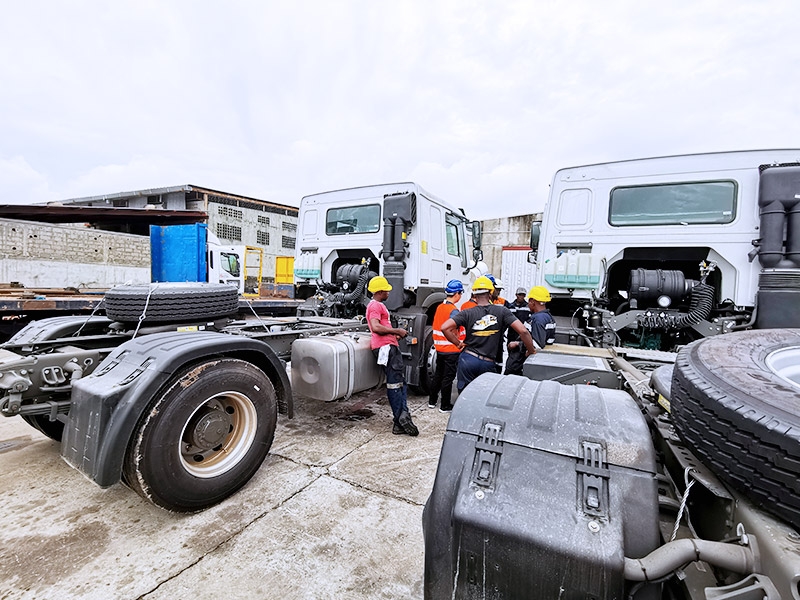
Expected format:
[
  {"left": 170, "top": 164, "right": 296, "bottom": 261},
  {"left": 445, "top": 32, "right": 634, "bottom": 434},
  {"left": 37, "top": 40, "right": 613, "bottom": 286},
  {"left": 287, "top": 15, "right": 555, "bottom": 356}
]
[
  {"left": 104, "top": 282, "right": 239, "bottom": 324},
  {"left": 421, "top": 325, "right": 435, "bottom": 394},
  {"left": 123, "top": 358, "right": 278, "bottom": 512},
  {"left": 671, "top": 329, "right": 800, "bottom": 528}
]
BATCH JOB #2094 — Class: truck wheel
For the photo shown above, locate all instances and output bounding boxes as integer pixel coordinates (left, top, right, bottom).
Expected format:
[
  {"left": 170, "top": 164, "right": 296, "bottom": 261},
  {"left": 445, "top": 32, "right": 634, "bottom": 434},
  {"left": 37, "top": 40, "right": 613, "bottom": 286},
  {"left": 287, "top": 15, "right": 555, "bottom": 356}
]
[
  {"left": 104, "top": 282, "right": 239, "bottom": 324},
  {"left": 123, "top": 358, "right": 277, "bottom": 512},
  {"left": 415, "top": 326, "right": 435, "bottom": 395},
  {"left": 671, "top": 329, "right": 800, "bottom": 528}
]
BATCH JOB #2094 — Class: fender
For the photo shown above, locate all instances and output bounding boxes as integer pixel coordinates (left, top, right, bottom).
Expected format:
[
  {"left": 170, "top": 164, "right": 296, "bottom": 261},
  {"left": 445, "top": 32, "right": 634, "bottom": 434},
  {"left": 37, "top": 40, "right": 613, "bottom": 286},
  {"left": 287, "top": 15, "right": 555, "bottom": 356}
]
[{"left": 61, "top": 331, "right": 292, "bottom": 488}]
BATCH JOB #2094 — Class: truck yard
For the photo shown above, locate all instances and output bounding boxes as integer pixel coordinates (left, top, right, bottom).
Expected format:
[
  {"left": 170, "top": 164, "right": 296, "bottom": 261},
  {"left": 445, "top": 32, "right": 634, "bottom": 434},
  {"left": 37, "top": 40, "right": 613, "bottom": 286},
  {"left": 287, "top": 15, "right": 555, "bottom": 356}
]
[
  {"left": 2, "top": 153, "right": 800, "bottom": 599},
  {"left": 1, "top": 386, "right": 444, "bottom": 600}
]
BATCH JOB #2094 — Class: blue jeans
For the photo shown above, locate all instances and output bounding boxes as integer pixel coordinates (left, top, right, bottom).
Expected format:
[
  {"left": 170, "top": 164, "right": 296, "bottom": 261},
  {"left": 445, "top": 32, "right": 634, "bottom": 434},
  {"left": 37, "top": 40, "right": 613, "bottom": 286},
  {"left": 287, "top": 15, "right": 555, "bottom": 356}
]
[
  {"left": 457, "top": 351, "right": 500, "bottom": 392},
  {"left": 373, "top": 345, "right": 409, "bottom": 424}
]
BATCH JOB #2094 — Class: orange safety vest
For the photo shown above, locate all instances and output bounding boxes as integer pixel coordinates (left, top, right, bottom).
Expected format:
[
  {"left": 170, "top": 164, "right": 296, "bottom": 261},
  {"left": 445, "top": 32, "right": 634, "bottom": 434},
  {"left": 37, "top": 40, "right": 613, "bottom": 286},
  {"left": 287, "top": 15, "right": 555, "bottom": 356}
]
[
  {"left": 493, "top": 296, "right": 508, "bottom": 306},
  {"left": 460, "top": 299, "right": 477, "bottom": 310},
  {"left": 432, "top": 301, "right": 464, "bottom": 353}
]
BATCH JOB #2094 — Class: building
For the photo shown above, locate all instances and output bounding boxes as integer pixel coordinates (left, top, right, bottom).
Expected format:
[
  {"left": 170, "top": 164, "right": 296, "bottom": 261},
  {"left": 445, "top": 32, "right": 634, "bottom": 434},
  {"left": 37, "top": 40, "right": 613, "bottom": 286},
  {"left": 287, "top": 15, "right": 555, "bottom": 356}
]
[
  {"left": 480, "top": 212, "right": 542, "bottom": 291},
  {"left": 54, "top": 185, "right": 299, "bottom": 288}
]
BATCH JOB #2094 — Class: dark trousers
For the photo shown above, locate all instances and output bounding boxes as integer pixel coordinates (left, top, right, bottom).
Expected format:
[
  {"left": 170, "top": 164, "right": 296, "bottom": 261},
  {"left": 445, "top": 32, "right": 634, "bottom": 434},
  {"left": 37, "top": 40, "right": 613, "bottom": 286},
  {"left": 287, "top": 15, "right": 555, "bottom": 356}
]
[
  {"left": 457, "top": 352, "right": 500, "bottom": 392},
  {"left": 373, "top": 345, "right": 409, "bottom": 424},
  {"left": 504, "top": 346, "right": 527, "bottom": 376},
  {"left": 429, "top": 351, "right": 459, "bottom": 408}
]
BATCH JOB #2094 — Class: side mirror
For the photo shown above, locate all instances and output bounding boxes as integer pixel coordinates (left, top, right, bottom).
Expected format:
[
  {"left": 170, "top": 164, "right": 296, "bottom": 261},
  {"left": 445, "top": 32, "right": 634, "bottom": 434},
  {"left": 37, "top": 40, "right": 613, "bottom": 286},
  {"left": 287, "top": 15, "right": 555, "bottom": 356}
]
[
  {"left": 473, "top": 248, "right": 483, "bottom": 262},
  {"left": 470, "top": 221, "right": 482, "bottom": 248},
  {"left": 530, "top": 222, "right": 541, "bottom": 250},
  {"left": 527, "top": 250, "right": 537, "bottom": 264}
]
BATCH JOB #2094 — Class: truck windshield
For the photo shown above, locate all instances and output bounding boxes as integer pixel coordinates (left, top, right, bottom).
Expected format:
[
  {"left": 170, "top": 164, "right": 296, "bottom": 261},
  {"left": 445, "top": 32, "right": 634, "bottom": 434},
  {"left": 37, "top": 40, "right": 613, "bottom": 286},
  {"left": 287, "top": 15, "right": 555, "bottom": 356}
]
[
  {"left": 326, "top": 204, "right": 381, "bottom": 235},
  {"left": 609, "top": 181, "right": 736, "bottom": 226}
]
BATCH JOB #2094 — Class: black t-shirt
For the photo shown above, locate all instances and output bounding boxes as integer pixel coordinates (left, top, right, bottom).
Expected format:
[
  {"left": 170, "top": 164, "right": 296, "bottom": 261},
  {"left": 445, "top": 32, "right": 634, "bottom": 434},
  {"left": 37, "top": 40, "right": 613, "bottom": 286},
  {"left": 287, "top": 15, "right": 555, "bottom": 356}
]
[{"left": 452, "top": 304, "right": 518, "bottom": 360}]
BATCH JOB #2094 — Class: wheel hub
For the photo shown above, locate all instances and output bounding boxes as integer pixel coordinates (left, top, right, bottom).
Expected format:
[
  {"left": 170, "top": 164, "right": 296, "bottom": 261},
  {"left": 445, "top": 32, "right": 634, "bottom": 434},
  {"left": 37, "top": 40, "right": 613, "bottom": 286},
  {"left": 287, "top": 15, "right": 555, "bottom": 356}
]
[{"left": 189, "top": 407, "right": 231, "bottom": 450}]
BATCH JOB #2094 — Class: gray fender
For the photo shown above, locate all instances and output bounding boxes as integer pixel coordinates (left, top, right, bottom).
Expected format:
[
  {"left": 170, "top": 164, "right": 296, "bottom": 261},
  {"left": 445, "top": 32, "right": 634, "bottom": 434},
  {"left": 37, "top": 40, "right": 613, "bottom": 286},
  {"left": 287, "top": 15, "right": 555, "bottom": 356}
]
[{"left": 61, "top": 331, "right": 292, "bottom": 488}]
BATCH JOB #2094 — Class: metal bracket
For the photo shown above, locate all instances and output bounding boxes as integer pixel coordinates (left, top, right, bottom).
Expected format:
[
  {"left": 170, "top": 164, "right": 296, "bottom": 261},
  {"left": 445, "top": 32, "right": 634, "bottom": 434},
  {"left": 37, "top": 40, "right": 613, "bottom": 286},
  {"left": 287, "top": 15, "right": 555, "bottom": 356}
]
[
  {"left": 576, "top": 440, "right": 609, "bottom": 518},
  {"left": 470, "top": 421, "right": 504, "bottom": 489}
]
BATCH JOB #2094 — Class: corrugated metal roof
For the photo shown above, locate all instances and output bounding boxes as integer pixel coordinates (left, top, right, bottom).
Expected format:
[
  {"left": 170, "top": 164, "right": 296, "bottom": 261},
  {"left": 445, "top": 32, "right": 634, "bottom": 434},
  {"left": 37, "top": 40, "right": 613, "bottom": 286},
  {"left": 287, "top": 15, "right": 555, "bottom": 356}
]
[{"left": 0, "top": 204, "right": 207, "bottom": 225}]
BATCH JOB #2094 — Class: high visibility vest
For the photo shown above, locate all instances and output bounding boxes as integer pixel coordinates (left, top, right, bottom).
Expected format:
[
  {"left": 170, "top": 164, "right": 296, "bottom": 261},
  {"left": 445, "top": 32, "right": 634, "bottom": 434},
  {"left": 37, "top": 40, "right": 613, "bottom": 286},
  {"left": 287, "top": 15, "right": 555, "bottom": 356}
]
[{"left": 432, "top": 301, "right": 464, "bottom": 353}]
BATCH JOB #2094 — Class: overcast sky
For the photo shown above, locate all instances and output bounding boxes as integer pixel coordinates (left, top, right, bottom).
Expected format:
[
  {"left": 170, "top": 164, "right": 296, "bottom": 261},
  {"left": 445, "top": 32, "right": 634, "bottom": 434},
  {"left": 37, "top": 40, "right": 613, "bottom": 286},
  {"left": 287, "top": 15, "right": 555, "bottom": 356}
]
[{"left": 2, "top": 1, "right": 799, "bottom": 219}]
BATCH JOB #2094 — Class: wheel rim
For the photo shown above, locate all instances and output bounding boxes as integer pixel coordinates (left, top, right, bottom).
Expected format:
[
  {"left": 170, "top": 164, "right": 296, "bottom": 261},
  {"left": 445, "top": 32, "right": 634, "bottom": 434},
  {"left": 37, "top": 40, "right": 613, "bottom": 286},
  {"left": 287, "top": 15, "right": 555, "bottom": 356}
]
[
  {"left": 765, "top": 345, "right": 800, "bottom": 391},
  {"left": 180, "top": 391, "right": 258, "bottom": 478}
]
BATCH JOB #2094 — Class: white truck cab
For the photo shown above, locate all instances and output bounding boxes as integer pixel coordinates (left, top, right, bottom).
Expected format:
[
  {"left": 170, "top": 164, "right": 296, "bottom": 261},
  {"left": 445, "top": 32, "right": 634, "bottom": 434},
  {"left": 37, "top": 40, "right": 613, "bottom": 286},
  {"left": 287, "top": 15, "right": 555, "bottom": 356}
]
[
  {"left": 293, "top": 182, "right": 485, "bottom": 390},
  {"left": 529, "top": 149, "right": 800, "bottom": 349}
]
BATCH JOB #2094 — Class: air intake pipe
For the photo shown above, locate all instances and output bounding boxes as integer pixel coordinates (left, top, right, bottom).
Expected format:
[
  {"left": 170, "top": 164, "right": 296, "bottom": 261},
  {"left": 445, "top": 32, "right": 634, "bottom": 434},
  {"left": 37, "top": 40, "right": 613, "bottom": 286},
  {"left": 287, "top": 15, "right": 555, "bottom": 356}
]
[
  {"left": 758, "top": 165, "right": 800, "bottom": 269},
  {"left": 381, "top": 192, "right": 417, "bottom": 310}
]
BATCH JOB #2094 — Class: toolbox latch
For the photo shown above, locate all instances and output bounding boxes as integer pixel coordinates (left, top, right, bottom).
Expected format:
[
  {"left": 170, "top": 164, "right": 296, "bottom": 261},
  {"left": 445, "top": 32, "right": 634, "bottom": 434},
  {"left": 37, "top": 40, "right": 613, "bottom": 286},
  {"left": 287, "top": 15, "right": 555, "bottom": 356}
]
[
  {"left": 576, "top": 440, "right": 609, "bottom": 519},
  {"left": 470, "top": 420, "right": 504, "bottom": 489}
]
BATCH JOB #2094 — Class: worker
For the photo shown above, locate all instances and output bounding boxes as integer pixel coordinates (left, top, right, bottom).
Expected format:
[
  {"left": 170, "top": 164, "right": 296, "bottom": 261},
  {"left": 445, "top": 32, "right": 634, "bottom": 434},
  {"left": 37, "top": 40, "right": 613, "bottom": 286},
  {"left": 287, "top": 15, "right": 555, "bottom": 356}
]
[
  {"left": 491, "top": 277, "right": 509, "bottom": 306},
  {"left": 504, "top": 287, "right": 532, "bottom": 375},
  {"left": 441, "top": 276, "right": 536, "bottom": 392},
  {"left": 428, "top": 280, "right": 465, "bottom": 412},
  {"left": 366, "top": 276, "right": 419, "bottom": 436},
  {"left": 460, "top": 292, "right": 477, "bottom": 311},
  {"left": 527, "top": 285, "right": 556, "bottom": 349}
]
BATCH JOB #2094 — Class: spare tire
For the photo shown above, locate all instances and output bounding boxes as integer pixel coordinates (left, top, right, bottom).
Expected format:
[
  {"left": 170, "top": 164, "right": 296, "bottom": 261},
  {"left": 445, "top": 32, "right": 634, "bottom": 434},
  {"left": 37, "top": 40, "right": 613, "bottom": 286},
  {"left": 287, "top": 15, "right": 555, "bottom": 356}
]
[
  {"left": 105, "top": 282, "right": 239, "bottom": 324},
  {"left": 671, "top": 329, "right": 800, "bottom": 528}
]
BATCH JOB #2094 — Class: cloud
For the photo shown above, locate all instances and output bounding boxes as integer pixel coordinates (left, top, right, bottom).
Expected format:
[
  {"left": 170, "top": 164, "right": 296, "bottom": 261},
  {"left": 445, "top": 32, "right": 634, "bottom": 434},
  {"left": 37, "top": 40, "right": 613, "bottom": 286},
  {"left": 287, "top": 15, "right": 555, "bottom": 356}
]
[{"left": 1, "top": 1, "right": 800, "bottom": 218}]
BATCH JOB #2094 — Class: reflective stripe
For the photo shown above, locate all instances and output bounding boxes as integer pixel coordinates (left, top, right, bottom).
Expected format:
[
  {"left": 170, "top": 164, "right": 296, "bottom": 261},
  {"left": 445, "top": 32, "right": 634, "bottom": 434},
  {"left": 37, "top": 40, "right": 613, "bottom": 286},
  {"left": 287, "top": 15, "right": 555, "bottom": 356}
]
[
  {"left": 432, "top": 302, "right": 463, "bottom": 353},
  {"left": 545, "top": 322, "right": 556, "bottom": 345},
  {"left": 386, "top": 382, "right": 404, "bottom": 390}
]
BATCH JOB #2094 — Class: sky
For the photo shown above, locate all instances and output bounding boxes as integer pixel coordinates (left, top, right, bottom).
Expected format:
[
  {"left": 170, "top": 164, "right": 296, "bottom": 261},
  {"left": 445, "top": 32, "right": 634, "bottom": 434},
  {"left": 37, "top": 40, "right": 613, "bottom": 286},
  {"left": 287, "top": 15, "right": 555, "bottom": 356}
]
[{"left": 2, "top": 1, "right": 800, "bottom": 220}]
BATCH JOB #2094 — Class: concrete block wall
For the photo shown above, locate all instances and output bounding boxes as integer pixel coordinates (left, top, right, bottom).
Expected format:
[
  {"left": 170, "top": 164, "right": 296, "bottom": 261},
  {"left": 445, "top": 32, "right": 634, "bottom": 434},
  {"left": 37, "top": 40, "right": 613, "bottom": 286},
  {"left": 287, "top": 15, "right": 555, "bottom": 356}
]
[
  {"left": 480, "top": 213, "right": 542, "bottom": 280},
  {"left": 0, "top": 219, "right": 150, "bottom": 289}
]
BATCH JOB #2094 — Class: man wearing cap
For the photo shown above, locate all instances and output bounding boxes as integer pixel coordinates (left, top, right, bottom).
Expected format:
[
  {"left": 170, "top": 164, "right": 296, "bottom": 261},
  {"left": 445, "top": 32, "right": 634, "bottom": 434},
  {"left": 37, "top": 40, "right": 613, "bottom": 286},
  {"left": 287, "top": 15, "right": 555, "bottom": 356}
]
[
  {"left": 441, "top": 276, "right": 537, "bottom": 392},
  {"left": 504, "top": 286, "right": 533, "bottom": 375},
  {"left": 366, "top": 276, "right": 419, "bottom": 436},
  {"left": 428, "top": 280, "right": 465, "bottom": 412},
  {"left": 527, "top": 286, "right": 557, "bottom": 349}
]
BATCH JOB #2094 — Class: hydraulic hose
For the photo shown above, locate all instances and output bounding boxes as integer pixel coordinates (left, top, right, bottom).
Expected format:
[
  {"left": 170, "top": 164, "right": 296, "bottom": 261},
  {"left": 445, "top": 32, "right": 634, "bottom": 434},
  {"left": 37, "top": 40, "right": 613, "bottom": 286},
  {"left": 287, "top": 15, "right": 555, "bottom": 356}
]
[
  {"left": 638, "top": 283, "right": 714, "bottom": 330},
  {"left": 624, "top": 537, "right": 758, "bottom": 582}
]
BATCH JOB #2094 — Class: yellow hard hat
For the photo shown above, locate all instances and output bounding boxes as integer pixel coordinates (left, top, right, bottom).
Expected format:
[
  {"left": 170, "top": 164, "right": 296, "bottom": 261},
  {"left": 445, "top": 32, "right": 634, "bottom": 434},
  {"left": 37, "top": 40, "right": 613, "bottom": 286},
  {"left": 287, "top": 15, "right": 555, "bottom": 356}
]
[
  {"left": 527, "top": 286, "right": 551, "bottom": 302},
  {"left": 472, "top": 275, "right": 495, "bottom": 294},
  {"left": 367, "top": 276, "right": 392, "bottom": 293}
]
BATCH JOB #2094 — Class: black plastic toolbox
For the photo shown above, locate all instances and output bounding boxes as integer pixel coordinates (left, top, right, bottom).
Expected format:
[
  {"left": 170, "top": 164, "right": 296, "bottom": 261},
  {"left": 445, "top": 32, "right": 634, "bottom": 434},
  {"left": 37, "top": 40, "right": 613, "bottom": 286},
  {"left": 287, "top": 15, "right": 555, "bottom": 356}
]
[{"left": 423, "top": 373, "right": 660, "bottom": 599}]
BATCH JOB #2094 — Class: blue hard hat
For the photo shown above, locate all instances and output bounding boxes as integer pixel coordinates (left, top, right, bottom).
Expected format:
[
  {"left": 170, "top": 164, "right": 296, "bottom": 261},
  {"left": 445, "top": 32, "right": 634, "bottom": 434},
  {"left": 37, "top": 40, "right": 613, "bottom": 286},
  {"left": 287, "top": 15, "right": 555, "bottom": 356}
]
[
  {"left": 486, "top": 274, "right": 496, "bottom": 284},
  {"left": 445, "top": 279, "right": 464, "bottom": 294}
]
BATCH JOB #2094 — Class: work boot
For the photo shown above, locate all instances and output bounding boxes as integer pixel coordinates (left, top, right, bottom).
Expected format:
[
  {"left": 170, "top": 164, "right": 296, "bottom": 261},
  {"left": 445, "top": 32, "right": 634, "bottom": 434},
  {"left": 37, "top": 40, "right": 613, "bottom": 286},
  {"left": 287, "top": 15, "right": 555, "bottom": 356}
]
[
  {"left": 439, "top": 404, "right": 453, "bottom": 413},
  {"left": 392, "top": 423, "right": 406, "bottom": 435},
  {"left": 398, "top": 411, "right": 419, "bottom": 436}
]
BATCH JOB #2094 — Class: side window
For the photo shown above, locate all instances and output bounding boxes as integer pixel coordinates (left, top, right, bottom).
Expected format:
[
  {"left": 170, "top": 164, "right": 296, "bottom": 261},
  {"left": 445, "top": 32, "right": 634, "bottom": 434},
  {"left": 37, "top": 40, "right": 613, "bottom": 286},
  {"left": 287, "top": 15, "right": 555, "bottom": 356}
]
[
  {"left": 610, "top": 181, "right": 737, "bottom": 226},
  {"left": 557, "top": 188, "right": 592, "bottom": 227},
  {"left": 445, "top": 220, "right": 460, "bottom": 256},
  {"left": 445, "top": 213, "right": 468, "bottom": 267}
]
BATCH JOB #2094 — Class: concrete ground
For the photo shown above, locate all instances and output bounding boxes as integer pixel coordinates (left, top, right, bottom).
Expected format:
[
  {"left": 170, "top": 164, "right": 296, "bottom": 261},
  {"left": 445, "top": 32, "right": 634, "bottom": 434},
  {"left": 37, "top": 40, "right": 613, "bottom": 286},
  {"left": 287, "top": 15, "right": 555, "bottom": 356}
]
[{"left": 0, "top": 388, "right": 449, "bottom": 600}]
